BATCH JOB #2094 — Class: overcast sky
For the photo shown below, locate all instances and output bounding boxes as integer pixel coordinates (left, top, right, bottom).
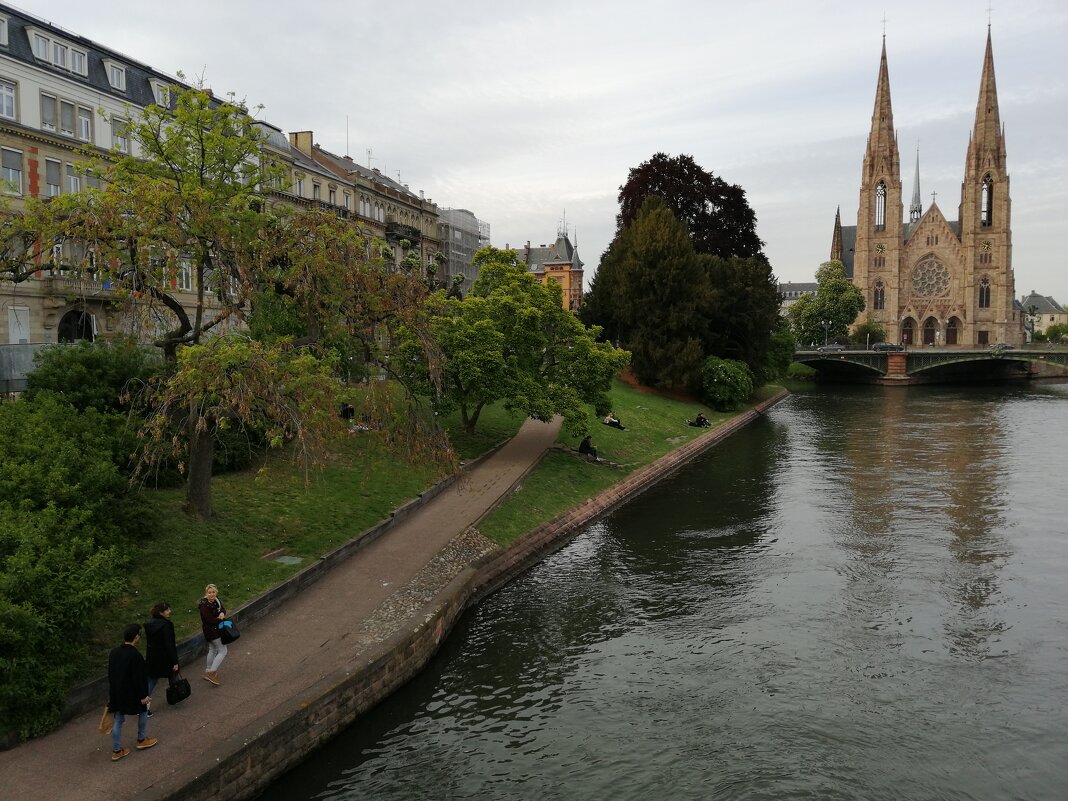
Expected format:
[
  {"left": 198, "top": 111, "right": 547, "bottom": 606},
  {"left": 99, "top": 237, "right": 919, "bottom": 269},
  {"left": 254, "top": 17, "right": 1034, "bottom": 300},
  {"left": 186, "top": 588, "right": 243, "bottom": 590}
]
[{"left": 19, "top": 0, "right": 1068, "bottom": 300}]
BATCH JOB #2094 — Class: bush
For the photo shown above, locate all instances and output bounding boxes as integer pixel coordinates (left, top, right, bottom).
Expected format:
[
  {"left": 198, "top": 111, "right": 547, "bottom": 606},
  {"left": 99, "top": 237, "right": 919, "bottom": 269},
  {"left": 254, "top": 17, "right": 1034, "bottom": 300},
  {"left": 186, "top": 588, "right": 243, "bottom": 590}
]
[
  {"left": 699, "top": 356, "right": 754, "bottom": 411},
  {"left": 0, "top": 396, "right": 145, "bottom": 739},
  {"left": 758, "top": 319, "right": 796, "bottom": 384},
  {"left": 25, "top": 338, "right": 160, "bottom": 413}
]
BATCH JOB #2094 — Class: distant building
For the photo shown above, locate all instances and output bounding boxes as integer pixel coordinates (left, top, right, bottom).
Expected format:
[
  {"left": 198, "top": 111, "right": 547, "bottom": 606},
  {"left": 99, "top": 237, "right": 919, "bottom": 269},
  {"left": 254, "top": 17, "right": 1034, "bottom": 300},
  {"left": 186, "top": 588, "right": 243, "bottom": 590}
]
[
  {"left": 779, "top": 282, "right": 818, "bottom": 314},
  {"left": 831, "top": 30, "right": 1024, "bottom": 347},
  {"left": 438, "top": 208, "right": 490, "bottom": 297},
  {"left": 515, "top": 232, "right": 583, "bottom": 311},
  {"left": 1019, "top": 291, "right": 1067, "bottom": 339}
]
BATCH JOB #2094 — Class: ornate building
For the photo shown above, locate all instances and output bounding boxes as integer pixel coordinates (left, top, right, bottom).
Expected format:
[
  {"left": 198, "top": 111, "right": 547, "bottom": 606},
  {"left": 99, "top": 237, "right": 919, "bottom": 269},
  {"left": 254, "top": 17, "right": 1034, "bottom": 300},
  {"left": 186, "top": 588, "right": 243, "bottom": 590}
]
[
  {"left": 832, "top": 30, "right": 1024, "bottom": 347},
  {"left": 515, "top": 231, "right": 584, "bottom": 312}
]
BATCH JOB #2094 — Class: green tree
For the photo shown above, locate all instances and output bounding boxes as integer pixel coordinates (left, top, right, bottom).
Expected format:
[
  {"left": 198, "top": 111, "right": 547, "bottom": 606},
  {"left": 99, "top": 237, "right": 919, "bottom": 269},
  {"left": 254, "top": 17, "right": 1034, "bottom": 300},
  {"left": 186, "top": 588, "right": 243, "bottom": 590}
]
[
  {"left": 788, "top": 260, "right": 865, "bottom": 347},
  {"left": 701, "top": 254, "right": 782, "bottom": 376},
  {"left": 588, "top": 197, "right": 708, "bottom": 390},
  {"left": 403, "top": 247, "right": 629, "bottom": 435},
  {"left": 850, "top": 315, "right": 887, "bottom": 349},
  {"left": 759, "top": 317, "right": 797, "bottom": 383},
  {"left": 616, "top": 152, "right": 764, "bottom": 259}
]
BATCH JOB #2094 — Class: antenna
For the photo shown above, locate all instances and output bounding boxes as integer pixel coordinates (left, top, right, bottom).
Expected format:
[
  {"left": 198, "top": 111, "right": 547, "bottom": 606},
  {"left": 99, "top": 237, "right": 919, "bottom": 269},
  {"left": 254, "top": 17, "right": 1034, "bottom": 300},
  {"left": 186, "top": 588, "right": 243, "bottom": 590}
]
[
  {"left": 366, "top": 148, "right": 375, "bottom": 169},
  {"left": 881, "top": 12, "right": 888, "bottom": 37},
  {"left": 346, "top": 116, "right": 349, "bottom": 157}
]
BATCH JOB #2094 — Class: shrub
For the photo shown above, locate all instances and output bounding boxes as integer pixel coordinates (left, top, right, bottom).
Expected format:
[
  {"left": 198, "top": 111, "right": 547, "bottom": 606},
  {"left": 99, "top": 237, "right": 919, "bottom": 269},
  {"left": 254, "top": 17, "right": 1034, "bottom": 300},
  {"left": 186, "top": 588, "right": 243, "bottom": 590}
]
[
  {"left": 0, "top": 396, "right": 145, "bottom": 739},
  {"left": 699, "top": 356, "right": 754, "bottom": 411},
  {"left": 25, "top": 338, "right": 160, "bottom": 413}
]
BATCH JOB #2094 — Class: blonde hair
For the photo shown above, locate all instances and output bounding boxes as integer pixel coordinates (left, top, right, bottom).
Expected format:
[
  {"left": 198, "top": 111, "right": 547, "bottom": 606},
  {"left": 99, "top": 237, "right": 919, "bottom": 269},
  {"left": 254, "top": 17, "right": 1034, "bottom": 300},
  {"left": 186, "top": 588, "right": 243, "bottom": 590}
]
[{"left": 204, "top": 583, "right": 218, "bottom": 595}]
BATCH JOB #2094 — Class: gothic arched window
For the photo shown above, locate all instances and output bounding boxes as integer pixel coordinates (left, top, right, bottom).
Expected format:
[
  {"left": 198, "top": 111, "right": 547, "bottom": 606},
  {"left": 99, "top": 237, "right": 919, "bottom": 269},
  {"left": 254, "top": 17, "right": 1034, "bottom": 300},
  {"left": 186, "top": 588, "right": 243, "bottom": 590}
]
[
  {"left": 981, "top": 175, "right": 994, "bottom": 227},
  {"left": 875, "top": 182, "right": 887, "bottom": 231},
  {"left": 978, "top": 276, "right": 991, "bottom": 308},
  {"left": 873, "top": 281, "right": 885, "bottom": 310}
]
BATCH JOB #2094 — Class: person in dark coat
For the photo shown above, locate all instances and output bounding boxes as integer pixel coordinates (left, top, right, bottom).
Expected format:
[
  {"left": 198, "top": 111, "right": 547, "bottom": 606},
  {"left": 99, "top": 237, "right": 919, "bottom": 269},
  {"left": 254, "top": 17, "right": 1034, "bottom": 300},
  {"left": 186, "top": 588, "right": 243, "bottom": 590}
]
[
  {"left": 198, "top": 583, "right": 227, "bottom": 686},
  {"left": 107, "top": 623, "right": 157, "bottom": 760},
  {"left": 143, "top": 602, "right": 179, "bottom": 701},
  {"left": 578, "top": 435, "right": 598, "bottom": 461}
]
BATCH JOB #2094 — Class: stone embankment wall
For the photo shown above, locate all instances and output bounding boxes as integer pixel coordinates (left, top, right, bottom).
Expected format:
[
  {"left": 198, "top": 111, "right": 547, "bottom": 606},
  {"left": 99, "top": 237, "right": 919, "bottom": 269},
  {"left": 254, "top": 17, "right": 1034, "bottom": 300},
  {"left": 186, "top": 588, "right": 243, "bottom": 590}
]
[{"left": 140, "top": 390, "right": 789, "bottom": 801}]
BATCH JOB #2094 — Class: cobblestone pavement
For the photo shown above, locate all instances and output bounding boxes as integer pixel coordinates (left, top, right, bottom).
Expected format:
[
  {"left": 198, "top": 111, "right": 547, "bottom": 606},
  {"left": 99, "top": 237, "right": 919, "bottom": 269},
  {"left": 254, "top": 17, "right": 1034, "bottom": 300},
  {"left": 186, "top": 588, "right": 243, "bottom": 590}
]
[{"left": 0, "top": 417, "right": 561, "bottom": 801}]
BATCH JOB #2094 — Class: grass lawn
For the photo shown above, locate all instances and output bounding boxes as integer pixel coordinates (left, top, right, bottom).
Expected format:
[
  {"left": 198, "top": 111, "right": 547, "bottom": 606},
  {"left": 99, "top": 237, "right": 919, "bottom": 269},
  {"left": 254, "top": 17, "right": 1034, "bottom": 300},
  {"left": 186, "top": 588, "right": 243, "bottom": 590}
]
[
  {"left": 477, "top": 380, "right": 783, "bottom": 546},
  {"left": 79, "top": 400, "right": 526, "bottom": 681}
]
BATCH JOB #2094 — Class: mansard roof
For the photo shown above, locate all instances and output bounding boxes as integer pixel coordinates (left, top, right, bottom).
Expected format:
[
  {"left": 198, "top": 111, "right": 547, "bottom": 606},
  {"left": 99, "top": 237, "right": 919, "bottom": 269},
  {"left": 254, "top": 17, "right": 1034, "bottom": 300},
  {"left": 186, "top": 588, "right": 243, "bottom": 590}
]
[
  {"left": 0, "top": 4, "right": 184, "bottom": 108},
  {"left": 517, "top": 235, "right": 583, "bottom": 273}
]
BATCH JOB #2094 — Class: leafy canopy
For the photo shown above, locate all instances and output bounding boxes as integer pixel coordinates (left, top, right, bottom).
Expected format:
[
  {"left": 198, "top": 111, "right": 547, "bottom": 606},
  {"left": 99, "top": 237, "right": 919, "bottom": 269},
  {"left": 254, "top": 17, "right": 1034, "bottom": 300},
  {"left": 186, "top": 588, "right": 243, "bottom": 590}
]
[{"left": 787, "top": 260, "right": 865, "bottom": 347}]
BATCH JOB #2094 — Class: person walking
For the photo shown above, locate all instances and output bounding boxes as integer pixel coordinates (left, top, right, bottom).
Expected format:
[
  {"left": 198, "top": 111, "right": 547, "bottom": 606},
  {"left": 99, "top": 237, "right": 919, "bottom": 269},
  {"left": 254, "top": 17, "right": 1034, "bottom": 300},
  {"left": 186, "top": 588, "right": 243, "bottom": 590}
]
[
  {"left": 107, "top": 623, "right": 157, "bottom": 761},
  {"left": 198, "top": 584, "right": 227, "bottom": 686},
  {"left": 143, "top": 602, "right": 179, "bottom": 708}
]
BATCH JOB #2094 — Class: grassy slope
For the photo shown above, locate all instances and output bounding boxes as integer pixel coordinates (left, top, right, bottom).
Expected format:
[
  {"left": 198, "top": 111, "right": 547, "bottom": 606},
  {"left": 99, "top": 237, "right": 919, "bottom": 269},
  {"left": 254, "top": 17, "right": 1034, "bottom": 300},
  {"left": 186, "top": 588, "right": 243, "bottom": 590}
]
[{"left": 477, "top": 381, "right": 783, "bottom": 545}]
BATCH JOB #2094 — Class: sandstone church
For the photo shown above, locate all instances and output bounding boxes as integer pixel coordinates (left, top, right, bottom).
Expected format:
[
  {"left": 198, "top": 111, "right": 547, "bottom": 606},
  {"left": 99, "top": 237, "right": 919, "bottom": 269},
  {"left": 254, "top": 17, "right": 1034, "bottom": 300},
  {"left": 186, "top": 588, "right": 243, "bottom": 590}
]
[{"left": 831, "top": 29, "right": 1024, "bottom": 347}]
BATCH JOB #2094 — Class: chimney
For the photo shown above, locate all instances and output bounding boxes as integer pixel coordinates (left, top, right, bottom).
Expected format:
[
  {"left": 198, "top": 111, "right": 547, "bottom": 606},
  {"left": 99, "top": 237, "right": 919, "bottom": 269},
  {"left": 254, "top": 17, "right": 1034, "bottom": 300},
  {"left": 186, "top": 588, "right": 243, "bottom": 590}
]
[{"left": 289, "top": 131, "right": 314, "bottom": 157}]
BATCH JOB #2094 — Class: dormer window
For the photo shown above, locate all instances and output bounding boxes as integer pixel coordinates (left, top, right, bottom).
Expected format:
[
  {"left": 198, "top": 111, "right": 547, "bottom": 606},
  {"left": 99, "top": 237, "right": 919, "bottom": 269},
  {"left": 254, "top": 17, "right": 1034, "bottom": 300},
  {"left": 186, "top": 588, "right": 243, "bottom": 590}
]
[
  {"left": 103, "top": 60, "right": 126, "bottom": 91},
  {"left": 153, "top": 83, "right": 170, "bottom": 107},
  {"left": 53, "top": 42, "right": 67, "bottom": 69},
  {"left": 0, "top": 16, "right": 8, "bottom": 47},
  {"left": 71, "top": 49, "right": 86, "bottom": 75},
  {"left": 33, "top": 33, "right": 48, "bottom": 60},
  {"left": 27, "top": 29, "right": 86, "bottom": 75}
]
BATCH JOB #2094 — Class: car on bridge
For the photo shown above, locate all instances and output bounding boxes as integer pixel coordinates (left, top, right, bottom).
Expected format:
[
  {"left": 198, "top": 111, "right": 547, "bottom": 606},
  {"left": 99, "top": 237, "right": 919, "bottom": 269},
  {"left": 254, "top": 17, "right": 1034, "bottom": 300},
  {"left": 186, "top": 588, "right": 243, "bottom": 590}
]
[
  {"left": 989, "top": 342, "right": 1016, "bottom": 351},
  {"left": 816, "top": 344, "right": 846, "bottom": 353},
  {"left": 871, "top": 342, "right": 905, "bottom": 352}
]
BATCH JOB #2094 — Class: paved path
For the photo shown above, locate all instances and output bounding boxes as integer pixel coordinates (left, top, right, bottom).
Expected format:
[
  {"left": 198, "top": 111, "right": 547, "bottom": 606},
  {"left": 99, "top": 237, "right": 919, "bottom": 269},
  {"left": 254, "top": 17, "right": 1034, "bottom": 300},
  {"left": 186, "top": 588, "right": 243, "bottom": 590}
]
[{"left": 0, "top": 416, "right": 562, "bottom": 801}]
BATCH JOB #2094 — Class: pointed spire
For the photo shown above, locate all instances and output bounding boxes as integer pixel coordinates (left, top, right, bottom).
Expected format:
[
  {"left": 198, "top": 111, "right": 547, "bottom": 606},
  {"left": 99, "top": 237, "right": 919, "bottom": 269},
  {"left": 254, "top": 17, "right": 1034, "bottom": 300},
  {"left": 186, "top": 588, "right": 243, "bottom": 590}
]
[
  {"left": 966, "top": 26, "right": 1005, "bottom": 175},
  {"left": 866, "top": 37, "right": 897, "bottom": 171},
  {"left": 831, "top": 206, "right": 843, "bottom": 261},
  {"left": 910, "top": 146, "right": 922, "bottom": 222}
]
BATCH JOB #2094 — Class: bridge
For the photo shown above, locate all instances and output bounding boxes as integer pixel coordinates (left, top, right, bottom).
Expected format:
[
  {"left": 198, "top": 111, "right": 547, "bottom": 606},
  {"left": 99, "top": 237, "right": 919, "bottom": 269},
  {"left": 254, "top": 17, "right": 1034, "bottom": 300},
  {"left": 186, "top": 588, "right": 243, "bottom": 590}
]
[{"left": 794, "top": 347, "right": 1068, "bottom": 383}]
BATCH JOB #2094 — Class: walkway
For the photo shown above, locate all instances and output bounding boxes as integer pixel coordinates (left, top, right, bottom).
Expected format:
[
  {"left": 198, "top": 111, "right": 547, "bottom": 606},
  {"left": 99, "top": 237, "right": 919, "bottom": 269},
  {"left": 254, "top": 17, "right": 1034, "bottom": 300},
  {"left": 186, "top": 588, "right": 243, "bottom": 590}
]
[{"left": 0, "top": 416, "right": 563, "bottom": 801}]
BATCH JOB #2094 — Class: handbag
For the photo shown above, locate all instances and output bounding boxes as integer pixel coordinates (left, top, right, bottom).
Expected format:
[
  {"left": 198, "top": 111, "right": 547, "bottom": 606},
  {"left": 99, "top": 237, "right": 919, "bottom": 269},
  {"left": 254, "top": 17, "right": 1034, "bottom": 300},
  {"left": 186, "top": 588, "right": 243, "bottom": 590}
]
[
  {"left": 98, "top": 705, "right": 114, "bottom": 734},
  {"left": 218, "top": 619, "right": 240, "bottom": 644},
  {"left": 166, "top": 671, "right": 192, "bottom": 705}
]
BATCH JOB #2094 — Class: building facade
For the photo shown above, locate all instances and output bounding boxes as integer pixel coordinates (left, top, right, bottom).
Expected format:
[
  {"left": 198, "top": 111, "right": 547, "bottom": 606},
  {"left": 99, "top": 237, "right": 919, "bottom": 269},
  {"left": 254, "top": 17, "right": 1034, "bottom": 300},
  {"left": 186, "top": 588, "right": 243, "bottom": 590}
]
[
  {"left": 832, "top": 30, "right": 1024, "bottom": 347},
  {"left": 515, "top": 232, "right": 584, "bottom": 311},
  {"left": 438, "top": 208, "right": 490, "bottom": 297},
  {"left": 1019, "top": 291, "right": 1067, "bottom": 339}
]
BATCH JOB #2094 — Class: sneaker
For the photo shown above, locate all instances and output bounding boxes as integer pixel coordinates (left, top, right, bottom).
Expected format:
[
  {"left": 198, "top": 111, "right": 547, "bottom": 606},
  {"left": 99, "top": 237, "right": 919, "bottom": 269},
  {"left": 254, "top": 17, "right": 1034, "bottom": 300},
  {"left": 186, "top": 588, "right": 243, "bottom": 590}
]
[
  {"left": 111, "top": 748, "right": 130, "bottom": 762},
  {"left": 136, "top": 738, "right": 158, "bottom": 750},
  {"left": 203, "top": 672, "right": 220, "bottom": 686},
  {"left": 146, "top": 708, "right": 153, "bottom": 718}
]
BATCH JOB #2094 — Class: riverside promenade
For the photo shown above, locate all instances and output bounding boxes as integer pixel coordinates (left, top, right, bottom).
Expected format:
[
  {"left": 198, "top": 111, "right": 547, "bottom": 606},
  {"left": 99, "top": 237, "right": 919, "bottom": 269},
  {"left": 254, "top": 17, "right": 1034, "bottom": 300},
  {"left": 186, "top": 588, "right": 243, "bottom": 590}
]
[
  {"left": 0, "top": 417, "right": 563, "bottom": 801},
  {"left": 0, "top": 391, "right": 787, "bottom": 800}
]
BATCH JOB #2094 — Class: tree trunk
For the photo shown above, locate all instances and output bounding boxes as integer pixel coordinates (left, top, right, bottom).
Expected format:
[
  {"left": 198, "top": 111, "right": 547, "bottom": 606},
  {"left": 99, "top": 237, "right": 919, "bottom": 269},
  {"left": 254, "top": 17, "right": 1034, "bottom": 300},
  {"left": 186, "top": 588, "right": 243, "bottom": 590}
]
[
  {"left": 184, "top": 411, "right": 216, "bottom": 521},
  {"left": 464, "top": 402, "right": 485, "bottom": 434}
]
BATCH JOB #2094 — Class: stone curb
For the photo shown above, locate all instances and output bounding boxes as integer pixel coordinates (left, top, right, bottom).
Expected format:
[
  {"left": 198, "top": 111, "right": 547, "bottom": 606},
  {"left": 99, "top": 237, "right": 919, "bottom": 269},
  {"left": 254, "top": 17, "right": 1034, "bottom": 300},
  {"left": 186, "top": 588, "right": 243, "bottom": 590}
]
[{"left": 135, "top": 390, "right": 788, "bottom": 801}]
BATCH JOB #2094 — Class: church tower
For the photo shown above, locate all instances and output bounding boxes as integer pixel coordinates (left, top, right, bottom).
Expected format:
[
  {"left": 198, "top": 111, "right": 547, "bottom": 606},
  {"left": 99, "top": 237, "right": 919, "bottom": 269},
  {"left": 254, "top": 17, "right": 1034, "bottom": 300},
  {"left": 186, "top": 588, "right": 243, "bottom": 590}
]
[
  {"left": 851, "top": 38, "right": 904, "bottom": 333},
  {"left": 958, "top": 27, "right": 1015, "bottom": 345},
  {"left": 833, "top": 29, "right": 1022, "bottom": 347}
]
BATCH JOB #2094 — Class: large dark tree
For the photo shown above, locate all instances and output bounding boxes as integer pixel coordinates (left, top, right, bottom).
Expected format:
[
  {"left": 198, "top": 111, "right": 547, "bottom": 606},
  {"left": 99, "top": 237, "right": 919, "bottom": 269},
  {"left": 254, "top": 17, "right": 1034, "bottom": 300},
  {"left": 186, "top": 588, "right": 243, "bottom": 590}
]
[
  {"left": 588, "top": 197, "right": 708, "bottom": 389},
  {"left": 700, "top": 253, "right": 782, "bottom": 375},
  {"left": 616, "top": 152, "right": 764, "bottom": 259}
]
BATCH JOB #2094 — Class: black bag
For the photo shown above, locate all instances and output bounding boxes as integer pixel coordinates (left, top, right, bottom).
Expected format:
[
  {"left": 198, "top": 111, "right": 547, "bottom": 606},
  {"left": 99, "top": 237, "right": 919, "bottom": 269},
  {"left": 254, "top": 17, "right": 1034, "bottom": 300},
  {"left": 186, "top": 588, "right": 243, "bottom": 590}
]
[
  {"left": 219, "top": 619, "right": 240, "bottom": 644},
  {"left": 166, "top": 672, "right": 191, "bottom": 705}
]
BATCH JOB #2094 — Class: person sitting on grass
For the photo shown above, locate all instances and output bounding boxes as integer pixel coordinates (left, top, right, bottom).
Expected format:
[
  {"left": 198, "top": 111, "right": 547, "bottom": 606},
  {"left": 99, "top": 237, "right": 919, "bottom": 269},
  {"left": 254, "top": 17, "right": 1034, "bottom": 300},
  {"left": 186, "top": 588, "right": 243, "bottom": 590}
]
[
  {"left": 688, "top": 413, "right": 710, "bottom": 428},
  {"left": 602, "top": 413, "right": 625, "bottom": 430},
  {"left": 578, "top": 435, "right": 599, "bottom": 461}
]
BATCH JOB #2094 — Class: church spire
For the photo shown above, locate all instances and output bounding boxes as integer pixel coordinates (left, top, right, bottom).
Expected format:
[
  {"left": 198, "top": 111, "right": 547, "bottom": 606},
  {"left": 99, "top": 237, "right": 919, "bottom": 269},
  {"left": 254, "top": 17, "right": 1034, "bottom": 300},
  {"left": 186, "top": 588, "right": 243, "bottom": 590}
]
[
  {"left": 864, "top": 36, "right": 899, "bottom": 182},
  {"left": 966, "top": 26, "right": 1005, "bottom": 175},
  {"left": 831, "top": 206, "right": 843, "bottom": 261},
  {"left": 909, "top": 146, "right": 922, "bottom": 222}
]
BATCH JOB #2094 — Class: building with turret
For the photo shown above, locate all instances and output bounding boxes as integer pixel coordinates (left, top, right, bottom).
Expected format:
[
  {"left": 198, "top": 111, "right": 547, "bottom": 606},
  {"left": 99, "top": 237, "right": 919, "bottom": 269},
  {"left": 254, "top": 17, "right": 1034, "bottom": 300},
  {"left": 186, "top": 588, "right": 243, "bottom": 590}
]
[{"left": 831, "top": 29, "right": 1024, "bottom": 347}]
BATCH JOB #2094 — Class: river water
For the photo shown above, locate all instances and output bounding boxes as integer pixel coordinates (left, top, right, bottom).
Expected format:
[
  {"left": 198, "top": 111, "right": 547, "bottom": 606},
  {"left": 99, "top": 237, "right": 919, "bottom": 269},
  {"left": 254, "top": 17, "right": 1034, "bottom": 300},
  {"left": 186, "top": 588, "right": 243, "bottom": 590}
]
[{"left": 260, "top": 383, "right": 1068, "bottom": 801}]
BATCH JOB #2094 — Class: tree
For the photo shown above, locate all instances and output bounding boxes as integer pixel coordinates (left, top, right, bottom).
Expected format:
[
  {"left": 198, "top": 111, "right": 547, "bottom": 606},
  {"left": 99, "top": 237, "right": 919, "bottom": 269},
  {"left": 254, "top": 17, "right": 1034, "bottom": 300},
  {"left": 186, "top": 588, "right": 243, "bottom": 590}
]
[
  {"left": 699, "top": 356, "right": 754, "bottom": 411},
  {"left": 587, "top": 197, "right": 708, "bottom": 390},
  {"left": 850, "top": 315, "right": 887, "bottom": 349},
  {"left": 788, "top": 260, "right": 865, "bottom": 347},
  {"left": 24, "top": 338, "right": 160, "bottom": 413},
  {"left": 701, "top": 254, "right": 782, "bottom": 376},
  {"left": 616, "top": 152, "right": 764, "bottom": 259},
  {"left": 40, "top": 85, "right": 432, "bottom": 520},
  {"left": 402, "top": 247, "right": 629, "bottom": 435}
]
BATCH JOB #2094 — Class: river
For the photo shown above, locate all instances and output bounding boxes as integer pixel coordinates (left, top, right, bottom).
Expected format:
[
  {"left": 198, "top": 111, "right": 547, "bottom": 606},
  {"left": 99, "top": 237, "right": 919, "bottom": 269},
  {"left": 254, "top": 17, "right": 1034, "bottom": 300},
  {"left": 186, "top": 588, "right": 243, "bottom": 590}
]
[{"left": 259, "top": 383, "right": 1068, "bottom": 801}]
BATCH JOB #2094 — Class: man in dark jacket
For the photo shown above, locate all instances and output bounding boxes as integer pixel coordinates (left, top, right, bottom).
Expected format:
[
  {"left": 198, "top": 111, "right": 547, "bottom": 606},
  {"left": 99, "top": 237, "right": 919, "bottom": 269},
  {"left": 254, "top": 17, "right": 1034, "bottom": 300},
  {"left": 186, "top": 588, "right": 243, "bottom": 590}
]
[{"left": 107, "top": 623, "right": 157, "bottom": 761}]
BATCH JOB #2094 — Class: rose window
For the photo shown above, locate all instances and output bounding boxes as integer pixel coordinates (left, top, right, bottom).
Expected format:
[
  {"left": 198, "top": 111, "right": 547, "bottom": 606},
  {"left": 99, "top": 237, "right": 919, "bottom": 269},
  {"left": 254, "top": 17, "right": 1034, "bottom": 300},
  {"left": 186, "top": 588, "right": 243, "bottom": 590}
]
[{"left": 911, "top": 259, "right": 950, "bottom": 297}]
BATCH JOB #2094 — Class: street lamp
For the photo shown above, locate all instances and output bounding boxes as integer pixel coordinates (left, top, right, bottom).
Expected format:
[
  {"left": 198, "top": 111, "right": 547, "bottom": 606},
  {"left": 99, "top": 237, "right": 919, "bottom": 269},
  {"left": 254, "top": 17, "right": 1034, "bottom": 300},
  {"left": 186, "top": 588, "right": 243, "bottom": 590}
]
[{"left": 821, "top": 319, "right": 832, "bottom": 346}]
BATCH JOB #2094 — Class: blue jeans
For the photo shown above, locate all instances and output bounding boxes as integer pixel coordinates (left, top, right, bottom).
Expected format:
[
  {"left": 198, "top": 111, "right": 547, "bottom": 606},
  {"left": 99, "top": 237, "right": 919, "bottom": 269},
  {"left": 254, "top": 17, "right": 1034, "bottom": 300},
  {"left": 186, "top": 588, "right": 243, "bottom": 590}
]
[{"left": 111, "top": 711, "right": 147, "bottom": 752}]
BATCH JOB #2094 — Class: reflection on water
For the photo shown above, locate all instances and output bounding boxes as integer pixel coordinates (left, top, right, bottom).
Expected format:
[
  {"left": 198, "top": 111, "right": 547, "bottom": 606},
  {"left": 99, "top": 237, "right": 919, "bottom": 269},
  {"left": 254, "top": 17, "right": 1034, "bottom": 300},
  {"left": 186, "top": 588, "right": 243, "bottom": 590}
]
[{"left": 259, "top": 383, "right": 1068, "bottom": 801}]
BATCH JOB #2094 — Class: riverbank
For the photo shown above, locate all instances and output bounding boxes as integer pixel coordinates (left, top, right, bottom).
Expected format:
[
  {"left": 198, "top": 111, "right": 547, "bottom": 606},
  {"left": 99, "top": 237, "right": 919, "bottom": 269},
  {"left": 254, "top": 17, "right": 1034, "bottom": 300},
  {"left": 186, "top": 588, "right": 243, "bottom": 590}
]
[{"left": 0, "top": 388, "right": 785, "bottom": 801}]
